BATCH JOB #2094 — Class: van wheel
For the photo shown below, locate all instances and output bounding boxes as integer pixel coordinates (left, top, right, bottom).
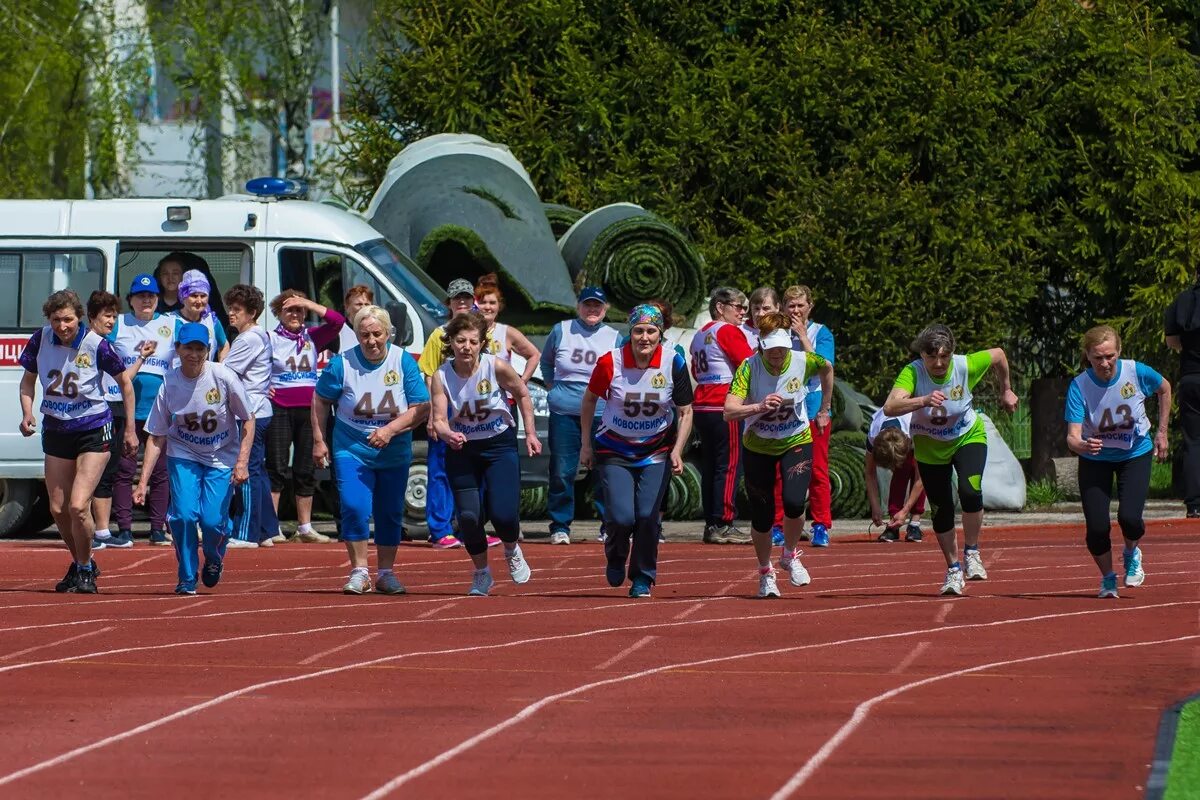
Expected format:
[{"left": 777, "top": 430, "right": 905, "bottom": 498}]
[
  {"left": 404, "top": 441, "right": 430, "bottom": 537},
  {"left": 0, "top": 479, "right": 37, "bottom": 537}
]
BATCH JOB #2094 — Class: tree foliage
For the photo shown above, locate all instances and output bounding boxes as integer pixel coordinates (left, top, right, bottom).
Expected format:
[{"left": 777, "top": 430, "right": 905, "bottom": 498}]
[
  {"left": 0, "top": 0, "right": 149, "bottom": 198},
  {"left": 343, "top": 0, "right": 1200, "bottom": 397}
]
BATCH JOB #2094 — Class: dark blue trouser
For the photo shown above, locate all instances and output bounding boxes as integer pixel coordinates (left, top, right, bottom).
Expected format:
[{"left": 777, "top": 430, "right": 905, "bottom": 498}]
[
  {"left": 547, "top": 413, "right": 605, "bottom": 532},
  {"left": 446, "top": 427, "right": 521, "bottom": 556},
  {"left": 599, "top": 459, "right": 669, "bottom": 583},
  {"left": 426, "top": 437, "right": 456, "bottom": 539},
  {"left": 231, "top": 417, "right": 279, "bottom": 543}
]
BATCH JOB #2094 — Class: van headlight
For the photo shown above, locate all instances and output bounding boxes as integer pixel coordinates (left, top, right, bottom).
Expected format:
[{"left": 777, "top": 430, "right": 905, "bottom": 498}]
[{"left": 527, "top": 382, "right": 549, "bottom": 417}]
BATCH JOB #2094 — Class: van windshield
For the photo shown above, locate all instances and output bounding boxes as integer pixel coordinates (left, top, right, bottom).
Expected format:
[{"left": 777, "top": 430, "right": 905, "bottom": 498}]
[{"left": 356, "top": 238, "right": 448, "bottom": 323}]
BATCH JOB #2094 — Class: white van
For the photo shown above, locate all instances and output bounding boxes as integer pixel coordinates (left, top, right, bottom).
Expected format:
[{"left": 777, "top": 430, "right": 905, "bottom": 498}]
[{"left": 0, "top": 183, "right": 464, "bottom": 535}]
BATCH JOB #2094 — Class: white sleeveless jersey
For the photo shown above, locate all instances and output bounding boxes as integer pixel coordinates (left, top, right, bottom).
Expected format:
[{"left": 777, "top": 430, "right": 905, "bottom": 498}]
[
  {"left": 103, "top": 314, "right": 175, "bottom": 400},
  {"left": 268, "top": 329, "right": 319, "bottom": 390},
  {"left": 337, "top": 324, "right": 359, "bottom": 355},
  {"left": 909, "top": 354, "right": 977, "bottom": 441},
  {"left": 484, "top": 322, "right": 512, "bottom": 362},
  {"left": 168, "top": 312, "right": 220, "bottom": 363},
  {"left": 36, "top": 326, "right": 110, "bottom": 422},
  {"left": 740, "top": 324, "right": 759, "bottom": 350},
  {"left": 439, "top": 354, "right": 514, "bottom": 440},
  {"left": 553, "top": 320, "right": 619, "bottom": 383},
  {"left": 805, "top": 322, "right": 825, "bottom": 393},
  {"left": 1072, "top": 360, "right": 1150, "bottom": 450},
  {"left": 335, "top": 344, "right": 412, "bottom": 434},
  {"left": 742, "top": 354, "right": 811, "bottom": 440},
  {"left": 144, "top": 362, "right": 252, "bottom": 469},
  {"left": 599, "top": 346, "right": 675, "bottom": 440},
  {"left": 866, "top": 407, "right": 912, "bottom": 449},
  {"left": 690, "top": 321, "right": 737, "bottom": 385}
]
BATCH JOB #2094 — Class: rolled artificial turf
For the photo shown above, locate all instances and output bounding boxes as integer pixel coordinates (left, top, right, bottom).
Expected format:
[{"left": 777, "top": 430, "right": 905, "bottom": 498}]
[{"left": 558, "top": 203, "right": 707, "bottom": 320}]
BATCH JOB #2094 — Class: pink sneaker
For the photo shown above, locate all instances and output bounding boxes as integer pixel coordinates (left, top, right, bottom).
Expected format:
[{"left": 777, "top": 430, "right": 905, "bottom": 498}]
[
  {"left": 486, "top": 536, "right": 502, "bottom": 548},
  {"left": 432, "top": 535, "right": 462, "bottom": 550}
]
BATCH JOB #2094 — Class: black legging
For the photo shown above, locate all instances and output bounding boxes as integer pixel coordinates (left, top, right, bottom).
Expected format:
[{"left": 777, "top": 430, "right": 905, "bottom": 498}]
[
  {"left": 916, "top": 442, "right": 987, "bottom": 534},
  {"left": 743, "top": 442, "right": 813, "bottom": 533},
  {"left": 1180, "top": 375, "right": 1200, "bottom": 511},
  {"left": 1078, "top": 452, "right": 1151, "bottom": 556},
  {"left": 266, "top": 404, "right": 315, "bottom": 496},
  {"left": 445, "top": 427, "right": 521, "bottom": 556}
]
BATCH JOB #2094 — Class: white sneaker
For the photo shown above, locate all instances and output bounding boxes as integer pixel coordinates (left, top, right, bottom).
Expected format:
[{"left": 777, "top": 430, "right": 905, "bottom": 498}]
[
  {"left": 964, "top": 550, "right": 988, "bottom": 580},
  {"left": 1122, "top": 547, "right": 1145, "bottom": 587},
  {"left": 940, "top": 567, "right": 965, "bottom": 596},
  {"left": 343, "top": 571, "right": 373, "bottom": 595},
  {"left": 295, "top": 529, "right": 332, "bottom": 544},
  {"left": 779, "top": 551, "right": 811, "bottom": 586},
  {"left": 226, "top": 538, "right": 258, "bottom": 549},
  {"left": 258, "top": 537, "right": 274, "bottom": 548},
  {"left": 506, "top": 546, "right": 531, "bottom": 584},
  {"left": 549, "top": 531, "right": 571, "bottom": 545},
  {"left": 758, "top": 571, "right": 781, "bottom": 599},
  {"left": 469, "top": 569, "right": 495, "bottom": 596},
  {"left": 269, "top": 532, "right": 287, "bottom": 544}
]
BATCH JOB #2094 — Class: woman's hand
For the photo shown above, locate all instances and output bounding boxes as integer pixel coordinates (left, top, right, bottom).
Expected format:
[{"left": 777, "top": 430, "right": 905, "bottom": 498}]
[
  {"left": 579, "top": 442, "right": 593, "bottom": 469},
  {"left": 232, "top": 462, "right": 249, "bottom": 485},
  {"left": 1000, "top": 388, "right": 1019, "bottom": 413},
  {"left": 446, "top": 431, "right": 467, "bottom": 450},
  {"left": 525, "top": 432, "right": 542, "bottom": 457},
  {"left": 138, "top": 340, "right": 158, "bottom": 359},
  {"left": 1069, "top": 436, "right": 1103, "bottom": 457},
  {"left": 123, "top": 428, "right": 139, "bottom": 457},
  {"left": 1153, "top": 430, "right": 1169, "bottom": 462},
  {"left": 367, "top": 426, "right": 394, "bottom": 449},
  {"left": 312, "top": 439, "right": 329, "bottom": 467},
  {"left": 924, "top": 391, "right": 946, "bottom": 409},
  {"left": 670, "top": 450, "right": 684, "bottom": 476},
  {"left": 762, "top": 393, "right": 784, "bottom": 411},
  {"left": 132, "top": 482, "right": 148, "bottom": 505},
  {"left": 814, "top": 409, "right": 831, "bottom": 432},
  {"left": 19, "top": 414, "right": 35, "bottom": 437}
]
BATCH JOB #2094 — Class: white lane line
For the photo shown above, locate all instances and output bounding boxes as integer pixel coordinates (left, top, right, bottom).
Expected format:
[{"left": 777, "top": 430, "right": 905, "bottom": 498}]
[
  {"left": 298, "top": 633, "right": 382, "bottom": 665},
  {"left": 935, "top": 603, "right": 953, "bottom": 624},
  {"left": 109, "top": 553, "right": 171, "bottom": 573},
  {"left": 159, "top": 599, "right": 214, "bottom": 616},
  {"left": 673, "top": 602, "right": 705, "bottom": 620},
  {"left": 0, "top": 627, "right": 115, "bottom": 661},
  {"left": 594, "top": 636, "right": 656, "bottom": 670},
  {"left": 352, "top": 602, "right": 1200, "bottom": 800},
  {"left": 768, "top": 633, "right": 1200, "bottom": 799},
  {"left": 889, "top": 641, "right": 930, "bottom": 675},
  {"left": 417, "top": 601, "right": 460, "bottom": 620}
]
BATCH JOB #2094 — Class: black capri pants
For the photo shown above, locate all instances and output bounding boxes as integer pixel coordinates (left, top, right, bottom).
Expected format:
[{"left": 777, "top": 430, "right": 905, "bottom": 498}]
[
  {"left": 266, "top": 403, "right": 316, "bottom": 497},
  {"left": 445, "top": 426, "right": 522, "bottom": 556},
  {"left": 743, "top": 442, "right": 814, "bottom": 533},
  {"left": 94, "top": 404, "right": 125, "bottom": 499},
  {"left": 916, "top": 442, "right": 987, "bottom": 534},
  {"left": 1078, "top": 452, "right": 1151, "bottom": 557}
]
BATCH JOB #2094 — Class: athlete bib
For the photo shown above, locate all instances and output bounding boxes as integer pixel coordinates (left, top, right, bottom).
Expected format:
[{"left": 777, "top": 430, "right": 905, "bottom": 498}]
[
  {"left": 147, "top": 362, "right": 249, "bottom": 468},
  {"left": 1073, "top": 360, "right": 1150, "bottom": 450},
  {"left": 909, "top": 354, "right": 977, "bottom": 441},
  {"left": 104, "top": 313, "right": 175, "bottom": 400},
  {"left": 742, "top": 354, "right": 811, "bottom": 440},
  {"left": 690, "top": 321, "right": 737, "bottom": 385},
  {"left": 439, "top": 354, "right": 514, "bottom": 440},
  {"left": 554, "top": 320, "right": 619, "bottom": 383},
  {"left": 599, "top": 346, "right": 675, "bottom": 441},
  {"left": 335, "top": 344, "right": 412, "bottom": 433},
  {"left": 269, "top": 330, "right": 319, "bottom": 390},
  {"left": 37, "top": 327, "right": 109, "bottom": 422}
]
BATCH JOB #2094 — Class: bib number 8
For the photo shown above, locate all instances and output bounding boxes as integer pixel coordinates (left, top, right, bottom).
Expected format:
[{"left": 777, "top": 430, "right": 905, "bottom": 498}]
[
  {"left": 622, "top": 392, "right": 661, "bottom": 418},
  {"left": 693, "top": 351, "right": 709, "bottom": 373},
  {"left": 928, "top": 405, "right": 949, "bottom": 426},
  {"left": 354, "top": 390, "right": 400, "bottom": 419}
]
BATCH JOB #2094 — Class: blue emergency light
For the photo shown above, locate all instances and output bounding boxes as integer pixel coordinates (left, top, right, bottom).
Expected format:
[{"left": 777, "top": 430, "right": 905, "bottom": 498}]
[{"left": 245, "top": 177, "right": 308, "bottom": 198}]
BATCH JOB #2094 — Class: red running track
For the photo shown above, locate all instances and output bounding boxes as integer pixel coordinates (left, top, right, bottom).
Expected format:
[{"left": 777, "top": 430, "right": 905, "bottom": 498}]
[{"left": 0, "top": 520, "right": 1197, "bottom": 799}]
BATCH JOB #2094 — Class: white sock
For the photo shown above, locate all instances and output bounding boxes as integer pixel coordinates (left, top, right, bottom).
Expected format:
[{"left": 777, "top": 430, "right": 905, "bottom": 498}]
[
  {"left": 95, "top": 530, "right": 112, "bottom": 540},
  {"left": 297, "top": 523, "right": 313, "bottom": 534},
  {"left": 350, "top": 566, "right": 369, "bottom": 578}
]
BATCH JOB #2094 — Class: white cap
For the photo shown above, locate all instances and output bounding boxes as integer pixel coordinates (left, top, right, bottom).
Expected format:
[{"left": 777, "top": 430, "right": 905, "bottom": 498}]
[{"left": 760, "top": 329, "right": 792, "bottom": 349}]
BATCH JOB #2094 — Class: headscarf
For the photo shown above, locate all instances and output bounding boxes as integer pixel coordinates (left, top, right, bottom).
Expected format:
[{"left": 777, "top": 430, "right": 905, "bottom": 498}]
[
  {"left": 627, "top": 303, "right": 665, "bottom": 331},
  {"left": 178, "top": 270, "right": 213, "bottom": 320}
]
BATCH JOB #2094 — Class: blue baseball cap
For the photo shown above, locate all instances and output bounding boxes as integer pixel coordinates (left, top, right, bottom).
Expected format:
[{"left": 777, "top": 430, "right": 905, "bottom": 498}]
[
  {"left": 578, "top": 286, "right": 607, "bottom": 304},
  {"left": 176, "top": 322, "right": 210, "bottom": 347},
  {"left": 128, "top": 273, "right": 160, "bottom": 296}
]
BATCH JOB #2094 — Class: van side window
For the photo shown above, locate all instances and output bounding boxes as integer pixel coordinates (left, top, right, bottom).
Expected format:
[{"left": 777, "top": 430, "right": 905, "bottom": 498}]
[
  {"left": 279, "top": 247, "right": 345, "bottom": 314},
  {"left": 0, "top": 251, "right": 104, "bottom": 331}
]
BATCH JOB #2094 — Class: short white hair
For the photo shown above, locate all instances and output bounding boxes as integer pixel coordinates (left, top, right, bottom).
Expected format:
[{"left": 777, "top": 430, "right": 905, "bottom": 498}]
[{"left": 353, "top": 305, "right": 392, "bottom": 335}]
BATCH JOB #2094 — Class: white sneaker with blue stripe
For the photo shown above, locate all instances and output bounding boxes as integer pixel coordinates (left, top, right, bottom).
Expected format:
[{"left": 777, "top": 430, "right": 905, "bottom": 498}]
[{"left": 1122, "top": 547, "right": 1144, "bottom": 587}]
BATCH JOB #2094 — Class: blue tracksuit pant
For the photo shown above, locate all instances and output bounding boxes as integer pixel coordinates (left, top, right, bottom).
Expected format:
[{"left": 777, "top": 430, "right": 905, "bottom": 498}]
[{"left": 167, "top": 457, "right": 234, "bottom": 585}]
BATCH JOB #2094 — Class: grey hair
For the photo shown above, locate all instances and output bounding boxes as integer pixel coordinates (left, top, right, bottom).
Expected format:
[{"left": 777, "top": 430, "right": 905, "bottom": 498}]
[
  {"left": 708, "top": 286, "right": 748, "bottom": 320},
  {"left": 912, "top": 324, "right": 956, "bottom": 355},
  {"left": 353, "top": 305, "right": 392, "bottom": 335}
]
